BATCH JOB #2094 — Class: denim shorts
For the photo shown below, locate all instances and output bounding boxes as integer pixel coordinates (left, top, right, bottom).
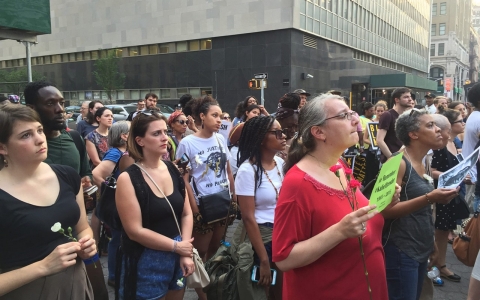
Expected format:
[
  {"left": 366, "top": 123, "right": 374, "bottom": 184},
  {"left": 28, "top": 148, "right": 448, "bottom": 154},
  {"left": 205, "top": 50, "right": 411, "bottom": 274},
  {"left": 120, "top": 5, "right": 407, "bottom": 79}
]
[{"left": 119, "top": 235, "right": 184, "bottom": 300}]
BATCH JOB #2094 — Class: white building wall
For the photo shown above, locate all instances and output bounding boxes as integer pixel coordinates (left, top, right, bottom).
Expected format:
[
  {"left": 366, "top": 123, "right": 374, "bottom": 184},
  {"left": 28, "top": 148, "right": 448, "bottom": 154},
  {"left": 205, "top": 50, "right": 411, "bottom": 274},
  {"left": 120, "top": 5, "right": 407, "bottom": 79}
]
[{"left": 0, "top": 0, "right": 295, "bottom": 60}]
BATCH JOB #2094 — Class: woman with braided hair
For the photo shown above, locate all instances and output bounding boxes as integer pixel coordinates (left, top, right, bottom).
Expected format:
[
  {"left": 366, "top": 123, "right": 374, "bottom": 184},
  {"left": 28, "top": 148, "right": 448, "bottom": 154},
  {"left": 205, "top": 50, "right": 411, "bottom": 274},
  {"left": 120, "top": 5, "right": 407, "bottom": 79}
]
[
  {"left": 234, "top": 115, "right": 285, "bottom": 299},
  {"left": 275, "top": 93, "right": 300, "bottom": 159}
]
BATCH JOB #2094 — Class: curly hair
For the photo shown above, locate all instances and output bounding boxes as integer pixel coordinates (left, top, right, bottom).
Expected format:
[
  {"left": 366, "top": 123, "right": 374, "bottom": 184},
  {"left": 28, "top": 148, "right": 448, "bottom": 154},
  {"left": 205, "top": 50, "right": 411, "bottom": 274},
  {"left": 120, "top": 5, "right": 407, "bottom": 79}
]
[
  {"left": 237, "top": 116, "right": 276, "bottom": 189},
  {"left": 192, "top": 95, "right": 219, "bottom": 120},
  {"left": 395, "top": 109, "right": 429, "bottom": 146},
  {"left": 24, "top": 80, "right": 56, "bottom": 106},
  {"left": 278, "top": 93, "right": 301, "bottom": 110}
]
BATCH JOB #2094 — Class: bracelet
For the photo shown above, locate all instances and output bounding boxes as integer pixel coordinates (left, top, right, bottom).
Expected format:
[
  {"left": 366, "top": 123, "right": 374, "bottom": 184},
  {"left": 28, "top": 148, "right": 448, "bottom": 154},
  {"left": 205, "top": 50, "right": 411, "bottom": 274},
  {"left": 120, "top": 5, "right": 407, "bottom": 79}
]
[
  {"left": 425, "top": 193, "right": 433, "bottom": 205},
  {"left": 172, "top": 240, "right": 178, "bottom": 253}
]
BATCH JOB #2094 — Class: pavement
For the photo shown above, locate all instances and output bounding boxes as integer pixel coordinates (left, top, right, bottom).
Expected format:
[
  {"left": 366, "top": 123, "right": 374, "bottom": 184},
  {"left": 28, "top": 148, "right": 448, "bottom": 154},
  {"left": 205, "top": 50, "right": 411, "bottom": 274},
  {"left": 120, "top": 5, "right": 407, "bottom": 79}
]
[{"left": 100, "top": 220, "right": 472, "bottom": 299}]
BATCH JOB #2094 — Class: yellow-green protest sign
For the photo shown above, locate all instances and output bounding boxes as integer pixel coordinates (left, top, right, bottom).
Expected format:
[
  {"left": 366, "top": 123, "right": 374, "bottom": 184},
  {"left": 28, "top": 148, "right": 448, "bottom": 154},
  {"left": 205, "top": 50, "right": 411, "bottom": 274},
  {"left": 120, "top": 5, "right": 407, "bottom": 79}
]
[{"left": 369, "top": 152, "right": 403, "bottom": 212}]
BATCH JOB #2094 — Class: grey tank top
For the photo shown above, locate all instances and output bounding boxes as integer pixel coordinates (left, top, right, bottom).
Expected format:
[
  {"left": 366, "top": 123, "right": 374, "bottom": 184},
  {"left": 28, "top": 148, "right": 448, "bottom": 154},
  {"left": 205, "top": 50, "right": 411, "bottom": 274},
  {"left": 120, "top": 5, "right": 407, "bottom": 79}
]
[{"left": 384, "top": 157, "right": 434, "bottom": 263}]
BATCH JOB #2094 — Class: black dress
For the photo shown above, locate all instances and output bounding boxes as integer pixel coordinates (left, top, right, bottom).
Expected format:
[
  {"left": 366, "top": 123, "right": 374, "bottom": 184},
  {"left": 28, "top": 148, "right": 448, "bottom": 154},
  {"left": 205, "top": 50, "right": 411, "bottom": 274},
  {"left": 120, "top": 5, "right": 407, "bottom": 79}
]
[{"left": 431, "top": 147, "right": 458, "bottom": 231}]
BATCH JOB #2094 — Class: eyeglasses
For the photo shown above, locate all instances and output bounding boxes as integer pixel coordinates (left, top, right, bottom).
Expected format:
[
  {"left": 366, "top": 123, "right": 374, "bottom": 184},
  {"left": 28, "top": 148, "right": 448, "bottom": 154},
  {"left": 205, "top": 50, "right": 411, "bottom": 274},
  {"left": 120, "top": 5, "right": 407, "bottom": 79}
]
[
  {"left": 267, "top": 129, "right": 286, "bottom": 140},
  {"left": 223, "top": 116, "right": 231, "bottom": 120},
  {"left": 451, "top": 119, "right": 465, "bottom": 124},
  {"left": 175, "top": 119, "right": 190, "bottom": 125},
  {"left": 324, "top": 110, "right": 356, "bottom": 122}
]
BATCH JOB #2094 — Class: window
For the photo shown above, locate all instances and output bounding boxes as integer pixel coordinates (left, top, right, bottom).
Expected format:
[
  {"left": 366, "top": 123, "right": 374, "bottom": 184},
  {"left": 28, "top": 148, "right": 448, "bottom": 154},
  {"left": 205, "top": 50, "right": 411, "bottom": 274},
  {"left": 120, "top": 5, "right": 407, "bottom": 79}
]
[
  {"left": 432, "top": 4, "right": 437, "bottom": 16},
  {"left": 84, "top": 52, "right": 91, "bottom": 60},
  {"left": 430, "top": 67, "right": 444, "bottom": 78},
  {"left": 91, "top": 51, "right": 99, "bottom": 59},
  {"left": 189, "top": 40, "right": 200, "bottom": 51},
  {"left": 200, "top": 39, "right": 212, "bottom": 50},
  {"left": 438, "top": 43, "right": 445, "bottom": 55},
  {"left": 431, "top": 24, "right": 436, "bottom": 36},
  {"left": 439, "top": 23, "right": 446, "bottom": 35},
  {"left": 140, "top": 46, "right": 149, "bottom": 55},
  {"left": 76, "top": 53, "right": 83, "bottom": 61},
  {"left": 177, "top": 41, "right": 188, "bottom": 52},
  {"left": 440, "top": 2, "right": 446, "bottom": 15},
  {"left": 160, "top": 89, "right": 171, "bottom": 99},
  {"left": 44, "top": 56, "right": 51, "bottom": 64},
  {"left": 430, "top": 44, "right": 435, "bottom": 56},
  {"left": 149, "top": 45, "right": 158, "bottom": 54},
  {"left": 129, "top": 47, "right": 139, "bottom": 56}
]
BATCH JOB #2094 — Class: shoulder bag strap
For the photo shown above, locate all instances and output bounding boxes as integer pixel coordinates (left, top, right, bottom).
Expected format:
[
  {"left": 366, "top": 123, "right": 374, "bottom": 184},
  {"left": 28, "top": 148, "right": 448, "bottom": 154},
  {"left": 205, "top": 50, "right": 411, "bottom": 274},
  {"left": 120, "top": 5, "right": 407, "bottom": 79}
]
[
  {"left": 109, "top": 148, "right": 124, "bottom": 177},
  {"left": 135, "top": 163, "right": 182, "bottom": 236}
]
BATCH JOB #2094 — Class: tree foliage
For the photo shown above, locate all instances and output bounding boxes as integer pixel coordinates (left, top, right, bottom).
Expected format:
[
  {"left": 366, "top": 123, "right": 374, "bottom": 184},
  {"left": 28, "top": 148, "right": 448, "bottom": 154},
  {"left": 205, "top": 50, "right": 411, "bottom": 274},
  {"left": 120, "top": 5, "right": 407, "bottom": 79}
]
[
  {"left": 0, "top": 67, "right": 45, "bottom": 97},
  {"left": 92, "top": 49, "right": 125, "bottom": 103}
]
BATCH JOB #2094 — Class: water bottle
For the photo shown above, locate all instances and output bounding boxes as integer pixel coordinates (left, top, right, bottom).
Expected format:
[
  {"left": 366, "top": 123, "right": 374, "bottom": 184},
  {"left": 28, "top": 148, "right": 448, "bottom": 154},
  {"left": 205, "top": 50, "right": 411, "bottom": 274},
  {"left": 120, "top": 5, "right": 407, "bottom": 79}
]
[{"left": 427, "top": 266, "right": 444, "bottom": 286}]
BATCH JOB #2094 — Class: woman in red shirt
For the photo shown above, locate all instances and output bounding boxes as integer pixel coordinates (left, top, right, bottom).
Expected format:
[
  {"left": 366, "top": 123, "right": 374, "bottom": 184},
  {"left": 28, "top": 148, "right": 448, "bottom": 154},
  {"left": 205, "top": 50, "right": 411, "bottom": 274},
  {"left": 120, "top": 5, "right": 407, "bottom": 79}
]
[{"left": 273, "top": 94, "right": 398, "bottom": 299}]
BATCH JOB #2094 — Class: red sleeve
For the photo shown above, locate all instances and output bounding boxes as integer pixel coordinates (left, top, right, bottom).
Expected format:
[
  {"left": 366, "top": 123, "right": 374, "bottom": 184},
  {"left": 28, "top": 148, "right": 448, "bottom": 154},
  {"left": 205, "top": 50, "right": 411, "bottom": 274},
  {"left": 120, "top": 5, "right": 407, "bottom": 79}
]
[
  {"left": 378, "top": 110, "right": 392, "bottom": 130},
  {"left": 272, "top": 191, "right": 311, "bottom": 262}
]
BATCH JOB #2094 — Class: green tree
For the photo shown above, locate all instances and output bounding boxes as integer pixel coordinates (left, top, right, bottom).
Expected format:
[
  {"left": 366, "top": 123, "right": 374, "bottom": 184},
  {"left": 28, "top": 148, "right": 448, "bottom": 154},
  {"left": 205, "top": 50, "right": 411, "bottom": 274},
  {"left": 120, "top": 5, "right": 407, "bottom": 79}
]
[
  {"left": 0, "top": 67, "right": 45, "bottom": 97},
  {"left": 92, "top": 49, "right": 125, "bottom": 103}
]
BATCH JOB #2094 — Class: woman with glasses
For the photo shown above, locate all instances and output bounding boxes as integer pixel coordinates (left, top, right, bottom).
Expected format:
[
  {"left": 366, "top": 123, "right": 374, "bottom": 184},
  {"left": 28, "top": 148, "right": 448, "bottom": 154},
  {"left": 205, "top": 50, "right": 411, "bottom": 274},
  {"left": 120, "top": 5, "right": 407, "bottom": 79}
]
[
  {"left": 430, "top": 110, "right": 465, "bottom": 285},
  {"left": 448, "top": 101, "right": 468, "bottom": 147},
  {"left": 167, "top": 111, "right": 189, "bottom": 161},
  {"left": 176, "top": 96, "right": 235, "bottom": 300},
  {"left": 381, "top": 108, "right": 459, "bottom": 300},
  {"left": 275, "top": 93, "right": 300, "bottom": 160},
  {"left": 221, "top": 112, "right": 231, "bottom": 121},
  {"left": 273, "top": 94, "right": 394, "bottom": 299},
  {"left": 234, "top": 115, "right": 285, "bottom": 299},
  {"left": 115, "top": 111, "right": 194, "bottom": 300}
]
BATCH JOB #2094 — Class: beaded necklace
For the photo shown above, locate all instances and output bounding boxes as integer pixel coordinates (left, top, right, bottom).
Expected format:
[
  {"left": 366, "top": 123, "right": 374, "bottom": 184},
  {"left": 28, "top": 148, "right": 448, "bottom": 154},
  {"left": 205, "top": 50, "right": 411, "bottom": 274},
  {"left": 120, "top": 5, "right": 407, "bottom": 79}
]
[{"left": 262, "top": 160, "right": 283, "bottom": 200}]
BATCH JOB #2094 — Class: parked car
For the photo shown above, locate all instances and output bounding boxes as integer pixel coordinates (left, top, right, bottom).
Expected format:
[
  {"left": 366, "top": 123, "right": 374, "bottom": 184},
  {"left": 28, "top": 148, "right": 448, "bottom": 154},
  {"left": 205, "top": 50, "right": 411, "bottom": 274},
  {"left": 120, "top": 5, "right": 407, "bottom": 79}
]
[
  {"left": 156, "top": 103, "right": 174, "bottom": 118},
  {"left": 65, "top": 106, "right": 81, "bottom": 121},
  {"left": 105, "top": 104, "right": 138, "bottom": 121}
]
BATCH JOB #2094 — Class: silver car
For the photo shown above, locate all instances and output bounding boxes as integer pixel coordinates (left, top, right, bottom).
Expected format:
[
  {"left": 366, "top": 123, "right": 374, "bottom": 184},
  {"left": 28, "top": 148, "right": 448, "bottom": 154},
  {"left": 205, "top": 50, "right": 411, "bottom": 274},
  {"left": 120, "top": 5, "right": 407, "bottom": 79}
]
[{"left": 105, "top": 105, "right": 138, "bottom": 121}]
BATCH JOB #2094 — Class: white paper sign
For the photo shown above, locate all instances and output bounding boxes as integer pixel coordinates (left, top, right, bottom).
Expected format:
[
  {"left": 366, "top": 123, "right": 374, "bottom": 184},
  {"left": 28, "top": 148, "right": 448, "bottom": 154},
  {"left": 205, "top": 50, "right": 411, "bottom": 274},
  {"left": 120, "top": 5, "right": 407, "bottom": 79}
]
[
  {"left": 217, "top": 120, "right": 232, "bottom": 144},
  {"left": 438, "top": 147, "right": 480, "bottom": 189}
]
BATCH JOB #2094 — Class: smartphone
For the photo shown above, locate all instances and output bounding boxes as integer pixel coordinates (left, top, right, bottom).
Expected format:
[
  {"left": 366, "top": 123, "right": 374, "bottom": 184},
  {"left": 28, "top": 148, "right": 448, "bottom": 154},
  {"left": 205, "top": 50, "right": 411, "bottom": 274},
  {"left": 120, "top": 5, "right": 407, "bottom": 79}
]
[
  {"left": 456, "top": 153, "right": 464, "bottom": 162},
  {"left": 251, "top": 265, "right": 277, "bottom": 286},
  {"left": 177, "top": 153, "right": 190, "bottom": 169},
  {"left": 83, "top": 185, "right": 98, "bottom": 196}
]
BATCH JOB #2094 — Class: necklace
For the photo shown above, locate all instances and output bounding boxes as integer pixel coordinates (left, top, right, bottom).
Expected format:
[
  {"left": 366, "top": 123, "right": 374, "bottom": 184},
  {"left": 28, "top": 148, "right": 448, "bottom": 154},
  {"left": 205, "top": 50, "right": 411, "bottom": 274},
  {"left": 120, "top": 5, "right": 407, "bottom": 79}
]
[
  {"left": 262, "top": 160, "right": 283, "bottom": 200},
  {"left": 307, "top": 153, "right": 331, "bottom": 169}
]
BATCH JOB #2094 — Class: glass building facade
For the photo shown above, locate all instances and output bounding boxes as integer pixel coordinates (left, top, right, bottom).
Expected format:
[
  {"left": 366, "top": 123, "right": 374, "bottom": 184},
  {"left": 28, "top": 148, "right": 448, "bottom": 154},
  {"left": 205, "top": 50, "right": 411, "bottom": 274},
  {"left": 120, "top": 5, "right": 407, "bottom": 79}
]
[{"left": 298, "top": 0, "right": 431, "bottom": 73}]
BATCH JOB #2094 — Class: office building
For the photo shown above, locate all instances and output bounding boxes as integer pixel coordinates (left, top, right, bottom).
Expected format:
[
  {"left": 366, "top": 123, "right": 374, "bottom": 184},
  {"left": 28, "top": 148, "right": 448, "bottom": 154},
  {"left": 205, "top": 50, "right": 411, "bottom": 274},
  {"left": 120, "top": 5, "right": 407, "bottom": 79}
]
[{"left": 0, "top": 0, "right": 435, "bottom": 111}]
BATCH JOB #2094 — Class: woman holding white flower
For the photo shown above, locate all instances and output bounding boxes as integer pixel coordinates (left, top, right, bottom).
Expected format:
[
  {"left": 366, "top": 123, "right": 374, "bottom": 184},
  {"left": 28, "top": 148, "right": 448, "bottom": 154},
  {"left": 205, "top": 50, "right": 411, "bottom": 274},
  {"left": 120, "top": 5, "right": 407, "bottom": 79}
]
[{"left": 0, "top": 104, "right": 96, "bottom": 298}]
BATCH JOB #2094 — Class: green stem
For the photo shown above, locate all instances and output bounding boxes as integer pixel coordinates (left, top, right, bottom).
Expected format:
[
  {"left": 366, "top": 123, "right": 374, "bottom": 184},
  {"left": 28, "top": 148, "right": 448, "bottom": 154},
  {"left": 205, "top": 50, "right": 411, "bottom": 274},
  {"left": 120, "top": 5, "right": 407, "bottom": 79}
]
[{"left": 358, "top": 236, "right": 372, "bottom": 300}]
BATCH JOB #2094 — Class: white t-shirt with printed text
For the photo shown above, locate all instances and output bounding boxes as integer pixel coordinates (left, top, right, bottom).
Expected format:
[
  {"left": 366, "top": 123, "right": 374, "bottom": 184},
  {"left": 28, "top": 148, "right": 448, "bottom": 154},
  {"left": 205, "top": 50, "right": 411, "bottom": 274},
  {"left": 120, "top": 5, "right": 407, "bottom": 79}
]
[
  {"left": 176, "top": 133, "right": 231, "bottom": 204},
  {"left": 235, "top": 156, "right": 284, "bottom": 224}
]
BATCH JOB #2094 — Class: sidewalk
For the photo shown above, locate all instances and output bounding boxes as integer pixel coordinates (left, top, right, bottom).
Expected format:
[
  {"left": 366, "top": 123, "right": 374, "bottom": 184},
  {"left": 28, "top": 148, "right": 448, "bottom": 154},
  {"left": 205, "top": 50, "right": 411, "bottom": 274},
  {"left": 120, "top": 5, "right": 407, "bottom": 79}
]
[{"left": 102, "top": 220, "right": 473, "bottom": 299}]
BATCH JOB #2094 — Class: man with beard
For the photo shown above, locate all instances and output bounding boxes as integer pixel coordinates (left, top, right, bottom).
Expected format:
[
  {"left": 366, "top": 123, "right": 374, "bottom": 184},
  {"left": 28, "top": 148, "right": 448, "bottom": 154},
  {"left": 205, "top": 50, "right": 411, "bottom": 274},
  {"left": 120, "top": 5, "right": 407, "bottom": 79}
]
[
  {"left": 24, "top": 80, "right": 108, "bottom": 300},
  {"left": 377, "top": 87, "right": 415, "bottom": 162},
  {"left": 131, "top": 92, "right": 159, "bottom": 119}
]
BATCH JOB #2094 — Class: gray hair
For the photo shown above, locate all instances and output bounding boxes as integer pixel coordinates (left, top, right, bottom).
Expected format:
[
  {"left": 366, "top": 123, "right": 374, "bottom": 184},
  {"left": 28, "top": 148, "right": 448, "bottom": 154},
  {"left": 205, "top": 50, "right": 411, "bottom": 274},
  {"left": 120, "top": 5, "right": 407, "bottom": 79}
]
[
  {"left": 81, "top": 100, "right": 91, "bottom": 106},
  {"left": 431, "top": 114, "right": 449, "bottom": 131},
  {"left": 108, "top": 121, "right": 130, "bottom": 148},
  {"left": 395, "top": 108, "right": 429, "bottom": 146},
  {"left": 284, "top": 93, "right": 344, "bottom": 172}
]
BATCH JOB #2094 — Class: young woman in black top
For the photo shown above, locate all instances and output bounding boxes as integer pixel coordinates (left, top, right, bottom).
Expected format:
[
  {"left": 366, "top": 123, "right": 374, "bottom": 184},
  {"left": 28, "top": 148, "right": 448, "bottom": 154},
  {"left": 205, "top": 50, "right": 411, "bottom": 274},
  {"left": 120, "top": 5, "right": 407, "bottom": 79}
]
[
  {"left": 0, "top": 104, "right": 96, "bottom": 298},
  {"left": 115, "top": 111, "right": 194, "bottom": 300}
]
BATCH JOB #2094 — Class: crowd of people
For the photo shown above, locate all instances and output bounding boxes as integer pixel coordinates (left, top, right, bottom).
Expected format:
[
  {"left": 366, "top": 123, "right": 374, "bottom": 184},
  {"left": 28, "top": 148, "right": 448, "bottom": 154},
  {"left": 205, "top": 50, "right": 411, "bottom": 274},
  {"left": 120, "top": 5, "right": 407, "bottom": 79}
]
[{"left": 1, "top": 81, "right": 480, "bottom": 300}]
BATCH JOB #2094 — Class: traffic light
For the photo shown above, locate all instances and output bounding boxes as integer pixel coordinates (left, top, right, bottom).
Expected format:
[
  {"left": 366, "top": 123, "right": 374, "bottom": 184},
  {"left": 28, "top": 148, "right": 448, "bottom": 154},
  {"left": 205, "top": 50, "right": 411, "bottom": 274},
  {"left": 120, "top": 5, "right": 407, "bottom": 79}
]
[
  {"left": 248, "top": 79, "right": 260, "bottom": 89},
  {"left": 465, "top": 79, "right": 471, "bottom": 85}
]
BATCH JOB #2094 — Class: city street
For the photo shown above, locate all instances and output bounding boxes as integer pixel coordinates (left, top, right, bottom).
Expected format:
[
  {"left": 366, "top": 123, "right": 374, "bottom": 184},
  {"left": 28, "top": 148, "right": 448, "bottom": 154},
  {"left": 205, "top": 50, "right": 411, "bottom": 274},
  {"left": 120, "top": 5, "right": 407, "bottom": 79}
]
[{"left": 101, "top": 220, "right": 473, "bottom": 299}]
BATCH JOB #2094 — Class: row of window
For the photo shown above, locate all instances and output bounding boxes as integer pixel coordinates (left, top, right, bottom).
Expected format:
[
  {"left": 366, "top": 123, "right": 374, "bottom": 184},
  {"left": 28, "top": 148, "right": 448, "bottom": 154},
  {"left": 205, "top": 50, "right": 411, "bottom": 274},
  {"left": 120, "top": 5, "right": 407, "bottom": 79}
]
[
  {"left": 430, "top": 43, "right": 446, "bottom": 56},
  {"left": 431, "top": 23, "right": 446, "bottom": 36},
  {"left": 301, "top": 0, "right": 429, "bottom": 71},
  {"left": 353, "top": 50, "right": 413, "bottom": 74},
  {"left": 0, "top": 39, "right": 212, "bottom": 69},
  {"left": 61, "top": 87, "right": 212, "bottom": 101},
  {"left": 432, "top": 3, "right": 447, "bottom": 16}
]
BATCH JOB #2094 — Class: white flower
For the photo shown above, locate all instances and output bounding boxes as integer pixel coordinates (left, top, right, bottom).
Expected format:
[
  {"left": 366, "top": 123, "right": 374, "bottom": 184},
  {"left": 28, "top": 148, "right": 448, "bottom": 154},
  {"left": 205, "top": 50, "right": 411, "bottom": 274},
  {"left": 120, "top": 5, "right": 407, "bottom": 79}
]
[
  {"left": 51, "top": 222, "right": 62, "bottom": 232},
  {"left": 176, "top": 279, "right": 184, "bottom": 287},
  {"left": 220, "top": 182, "right": 229, "bottom": 188},
  {"left": 423, "top": 174, "right": 434, "bottom": 185},
  {"left": 195, "top": 155, "right": 203, "bottom": 166}
]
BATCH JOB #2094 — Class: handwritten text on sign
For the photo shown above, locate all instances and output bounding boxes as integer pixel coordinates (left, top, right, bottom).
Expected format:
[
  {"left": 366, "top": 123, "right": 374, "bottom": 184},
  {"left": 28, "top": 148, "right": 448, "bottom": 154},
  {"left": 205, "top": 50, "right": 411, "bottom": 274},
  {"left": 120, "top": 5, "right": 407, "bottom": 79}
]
[{"left": 369, "top": 153, "right": 403, "bottom": 212}]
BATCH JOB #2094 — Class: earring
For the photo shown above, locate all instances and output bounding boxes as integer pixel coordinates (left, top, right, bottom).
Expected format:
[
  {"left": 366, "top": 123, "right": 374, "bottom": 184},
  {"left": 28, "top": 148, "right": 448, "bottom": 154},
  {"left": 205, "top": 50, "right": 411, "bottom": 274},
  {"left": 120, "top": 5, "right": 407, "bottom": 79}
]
[
  {"left": 324, "top": 138, "right": 326, "bottom": 143},
  {"left": 201, "top": 120, "right": 204, "bottom": 129},
  {"left": 3, "top": 158, "right": 8, "bottom": 168}
]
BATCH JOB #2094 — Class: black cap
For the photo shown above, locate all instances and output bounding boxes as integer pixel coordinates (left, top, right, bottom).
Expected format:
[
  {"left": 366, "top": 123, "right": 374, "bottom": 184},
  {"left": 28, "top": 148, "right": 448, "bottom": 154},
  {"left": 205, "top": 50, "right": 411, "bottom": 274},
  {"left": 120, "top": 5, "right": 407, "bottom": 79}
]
[
  {"left": 424, "top": 93, "right": 436, "bottom": 98},
  {"left": 293, "top": 89, "right": 311, "bottom": 96}
]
